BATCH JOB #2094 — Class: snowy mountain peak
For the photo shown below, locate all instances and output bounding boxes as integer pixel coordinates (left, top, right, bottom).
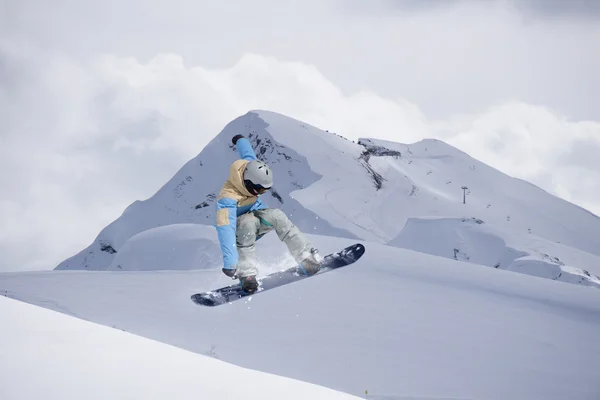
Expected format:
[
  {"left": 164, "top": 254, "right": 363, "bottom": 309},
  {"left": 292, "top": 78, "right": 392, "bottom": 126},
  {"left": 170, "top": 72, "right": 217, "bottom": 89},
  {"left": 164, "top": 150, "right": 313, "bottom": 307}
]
[{"left": 55, "top": 110, "right": 600, "bottom": 288}]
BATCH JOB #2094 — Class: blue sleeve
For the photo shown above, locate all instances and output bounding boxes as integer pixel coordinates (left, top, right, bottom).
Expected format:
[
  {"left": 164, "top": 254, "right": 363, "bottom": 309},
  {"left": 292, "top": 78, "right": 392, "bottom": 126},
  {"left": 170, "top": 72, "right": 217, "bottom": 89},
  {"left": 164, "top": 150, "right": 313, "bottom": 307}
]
[
  {"left": 215, "top": 198, "right": 238, "bottom": 269},
  {"left": 235, "top": 138, "right": 256, "bottom": 161}
]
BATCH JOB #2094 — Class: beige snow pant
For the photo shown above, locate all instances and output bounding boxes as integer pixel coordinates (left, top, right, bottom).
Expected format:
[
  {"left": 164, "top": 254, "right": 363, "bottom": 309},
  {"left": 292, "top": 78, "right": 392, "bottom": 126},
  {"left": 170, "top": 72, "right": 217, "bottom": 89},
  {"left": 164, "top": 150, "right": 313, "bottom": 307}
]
[{"left": 236, "top": 208, "right": 313, "bottom": 277}]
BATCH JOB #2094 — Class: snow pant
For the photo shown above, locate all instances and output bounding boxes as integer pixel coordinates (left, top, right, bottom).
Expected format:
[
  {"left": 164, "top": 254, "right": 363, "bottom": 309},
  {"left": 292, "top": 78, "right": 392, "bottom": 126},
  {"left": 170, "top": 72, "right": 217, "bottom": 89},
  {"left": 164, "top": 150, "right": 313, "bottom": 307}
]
[{"left": 235, "top": 208, "right": 313, "bottom": 278}]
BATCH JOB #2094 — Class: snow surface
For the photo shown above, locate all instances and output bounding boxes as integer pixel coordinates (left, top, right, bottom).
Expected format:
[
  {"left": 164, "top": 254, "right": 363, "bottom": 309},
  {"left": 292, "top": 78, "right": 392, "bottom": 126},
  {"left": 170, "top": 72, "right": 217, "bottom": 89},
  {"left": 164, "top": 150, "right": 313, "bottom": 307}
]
[
  {"left": 5, "top": 110, "right": 600, "bottom": 400},
  {"left": 53, "top": 110, "right": 600, "bottom": 288},
  {"left": 3, "top": 229, "right": 600, "bottom": 400},
  {"left": 0, "top": 295, "right": 360, "bottom": 400}
]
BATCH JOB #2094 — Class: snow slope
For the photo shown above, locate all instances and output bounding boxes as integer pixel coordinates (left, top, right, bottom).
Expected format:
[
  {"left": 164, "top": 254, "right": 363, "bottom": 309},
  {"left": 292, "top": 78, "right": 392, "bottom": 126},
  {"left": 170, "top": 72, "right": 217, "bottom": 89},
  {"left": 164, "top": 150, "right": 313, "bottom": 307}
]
[
  {"left": 389, "top": 216, "right": 600, "bottom": 287},
  {"left": 55, "top": 109, "right": 600, "bottom": 288},
  {"left": 106, "top": 223, "right": 222, "bottom": 271},
  {"left": 0, "top": 295, "right": 360, "bottom": 400},
  {"left": 3, "top": 231, "right": 600, "bottom": 400}
]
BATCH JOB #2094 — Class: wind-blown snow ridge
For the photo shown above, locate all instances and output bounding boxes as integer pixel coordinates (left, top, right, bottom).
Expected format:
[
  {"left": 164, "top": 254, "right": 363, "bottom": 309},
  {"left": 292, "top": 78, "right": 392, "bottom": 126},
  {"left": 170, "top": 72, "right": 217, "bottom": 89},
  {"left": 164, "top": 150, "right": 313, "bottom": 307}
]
[
  {"left": 54, "top": 109, "right": 600, "bottom": 288},
  {"left": 389, "top": 216, "right": 600, "bottom": 287}
]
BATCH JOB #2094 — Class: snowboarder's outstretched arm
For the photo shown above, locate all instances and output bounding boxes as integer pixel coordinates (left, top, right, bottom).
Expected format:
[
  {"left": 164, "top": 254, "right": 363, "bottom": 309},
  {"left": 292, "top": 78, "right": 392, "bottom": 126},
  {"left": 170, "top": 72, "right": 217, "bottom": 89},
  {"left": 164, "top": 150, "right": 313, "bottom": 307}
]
[{"left": 232, "top": 134, "right": 256, "bottom": 161}]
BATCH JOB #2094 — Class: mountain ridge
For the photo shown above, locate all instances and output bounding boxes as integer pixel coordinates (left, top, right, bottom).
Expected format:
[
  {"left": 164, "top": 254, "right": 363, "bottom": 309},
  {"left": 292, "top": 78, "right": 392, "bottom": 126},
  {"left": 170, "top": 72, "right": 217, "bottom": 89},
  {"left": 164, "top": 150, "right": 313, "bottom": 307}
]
[{"left": 54, "top": 110, "right": 600, "bottom": 287}]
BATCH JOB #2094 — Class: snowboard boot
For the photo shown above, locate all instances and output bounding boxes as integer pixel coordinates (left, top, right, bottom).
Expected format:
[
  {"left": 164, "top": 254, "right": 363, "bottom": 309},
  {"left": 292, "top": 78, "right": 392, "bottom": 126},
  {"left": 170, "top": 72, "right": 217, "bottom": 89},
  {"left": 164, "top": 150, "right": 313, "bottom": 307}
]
[
  {"left": 298, "top": 248, "right": 324, "bottom": 276},
  {"left": 240, "top": 275, "right": 259, "bottom": 294}
]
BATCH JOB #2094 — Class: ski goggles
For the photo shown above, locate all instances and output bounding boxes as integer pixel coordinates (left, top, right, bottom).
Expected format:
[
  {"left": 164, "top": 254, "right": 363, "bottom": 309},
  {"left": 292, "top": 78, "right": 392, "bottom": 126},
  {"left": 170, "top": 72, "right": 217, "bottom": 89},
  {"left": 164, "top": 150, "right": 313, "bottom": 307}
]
[{"left": 244, "top": 179, "right": 271, "bottom": 195}]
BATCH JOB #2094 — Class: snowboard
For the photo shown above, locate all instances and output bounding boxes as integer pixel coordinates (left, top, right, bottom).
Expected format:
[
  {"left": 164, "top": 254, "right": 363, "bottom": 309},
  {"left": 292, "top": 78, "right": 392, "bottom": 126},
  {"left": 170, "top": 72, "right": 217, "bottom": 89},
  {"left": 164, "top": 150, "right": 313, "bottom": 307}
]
[{"left": 191, "top": 243, "right": 365, "bottom": 307}]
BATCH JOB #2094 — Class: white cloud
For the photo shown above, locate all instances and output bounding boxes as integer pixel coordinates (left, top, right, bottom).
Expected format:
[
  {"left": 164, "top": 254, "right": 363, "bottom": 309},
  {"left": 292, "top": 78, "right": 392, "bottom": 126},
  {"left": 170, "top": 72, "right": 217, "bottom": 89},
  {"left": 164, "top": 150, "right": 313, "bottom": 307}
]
[{"left": 5, "top": 0, "right": 600, "bottom": 120}]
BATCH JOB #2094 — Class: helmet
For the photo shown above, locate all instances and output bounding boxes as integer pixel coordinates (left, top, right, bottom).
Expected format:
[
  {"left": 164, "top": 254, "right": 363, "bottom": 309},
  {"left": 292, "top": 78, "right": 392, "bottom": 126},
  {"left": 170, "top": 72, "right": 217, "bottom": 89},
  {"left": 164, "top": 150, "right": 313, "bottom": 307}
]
[{"left": 243, "top": 160, "right": 273, "bottom": 195}]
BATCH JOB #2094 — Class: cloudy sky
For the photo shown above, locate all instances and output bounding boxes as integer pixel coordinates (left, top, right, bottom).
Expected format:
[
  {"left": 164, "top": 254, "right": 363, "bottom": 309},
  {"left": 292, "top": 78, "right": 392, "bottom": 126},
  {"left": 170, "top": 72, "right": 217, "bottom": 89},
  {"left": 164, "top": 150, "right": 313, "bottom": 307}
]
[{"left": 1, "top": 0, "right": 599, "bottom": 272}]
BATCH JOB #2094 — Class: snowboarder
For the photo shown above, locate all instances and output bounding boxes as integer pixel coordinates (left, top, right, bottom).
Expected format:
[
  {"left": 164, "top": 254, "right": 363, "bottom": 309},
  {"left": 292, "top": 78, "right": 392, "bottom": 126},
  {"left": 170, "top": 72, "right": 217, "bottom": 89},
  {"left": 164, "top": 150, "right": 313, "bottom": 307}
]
[{"left": 215, "top": 134, "right": 323, "bottom": 294}]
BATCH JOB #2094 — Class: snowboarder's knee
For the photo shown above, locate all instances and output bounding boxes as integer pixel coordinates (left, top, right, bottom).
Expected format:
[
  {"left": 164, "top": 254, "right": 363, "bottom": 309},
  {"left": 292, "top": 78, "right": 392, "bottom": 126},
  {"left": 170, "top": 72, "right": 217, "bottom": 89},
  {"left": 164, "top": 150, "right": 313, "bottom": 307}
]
[{"left": 236, "top": 213, "right": 259, "bottom": 237}]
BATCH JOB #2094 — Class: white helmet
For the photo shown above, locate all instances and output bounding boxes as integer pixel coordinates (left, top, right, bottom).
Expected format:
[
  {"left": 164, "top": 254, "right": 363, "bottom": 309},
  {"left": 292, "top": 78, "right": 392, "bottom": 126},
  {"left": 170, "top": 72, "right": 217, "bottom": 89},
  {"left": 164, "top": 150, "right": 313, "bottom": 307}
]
[{"left": 243, "top": 160, "right": 273, "bottom": 195}]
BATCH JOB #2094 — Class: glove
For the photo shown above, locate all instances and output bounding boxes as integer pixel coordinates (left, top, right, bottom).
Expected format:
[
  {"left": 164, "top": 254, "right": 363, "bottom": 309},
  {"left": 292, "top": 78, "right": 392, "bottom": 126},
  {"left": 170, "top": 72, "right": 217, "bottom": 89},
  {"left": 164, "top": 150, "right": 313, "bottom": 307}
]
[
  {"left": 222, "top": 267, "right": 237, "bottom": 278},
  {"left": 232, "top": 134, "right": 244, "bottom": 145}
]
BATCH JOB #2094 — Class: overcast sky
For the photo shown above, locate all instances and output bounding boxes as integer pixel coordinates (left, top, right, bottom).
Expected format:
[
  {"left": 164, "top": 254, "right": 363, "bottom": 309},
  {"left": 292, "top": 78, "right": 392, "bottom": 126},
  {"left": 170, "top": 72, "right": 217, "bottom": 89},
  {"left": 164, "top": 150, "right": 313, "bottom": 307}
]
[{"left": 1, "top": 0, "right": 599, "bottom": 272}]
